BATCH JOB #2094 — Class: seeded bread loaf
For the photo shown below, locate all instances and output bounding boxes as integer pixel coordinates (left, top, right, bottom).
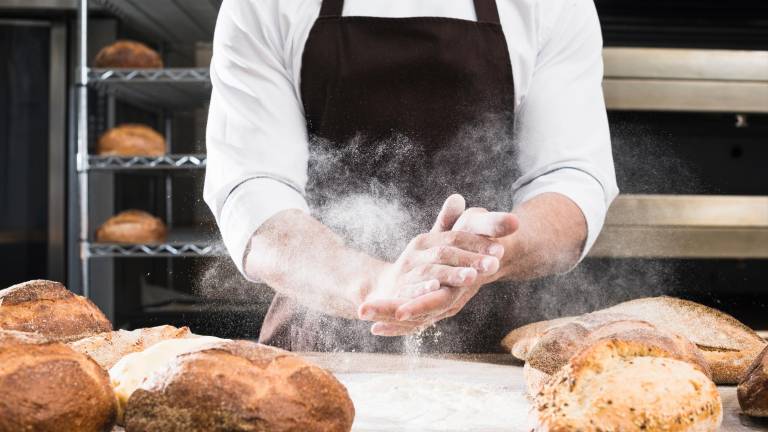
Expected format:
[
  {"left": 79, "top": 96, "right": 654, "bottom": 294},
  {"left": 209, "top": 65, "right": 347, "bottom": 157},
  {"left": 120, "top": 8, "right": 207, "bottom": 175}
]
[
  {"left": 94, "top": 40, "right": 163, "bottom": 69},
  {"left": 0, "top": 334, "right": 117, "bottom": 432},
  {"left": 534, "top": 338, "right": 722, "bottom": 432},
  {"left": 0, "top": 280, "right": 111, "bottom": 342}
]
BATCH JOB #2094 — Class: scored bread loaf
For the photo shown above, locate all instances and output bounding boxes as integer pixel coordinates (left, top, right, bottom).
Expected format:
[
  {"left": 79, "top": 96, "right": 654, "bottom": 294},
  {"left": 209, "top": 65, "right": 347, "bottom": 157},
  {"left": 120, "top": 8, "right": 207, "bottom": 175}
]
[
  {"left": 94, "top": 40, "right": 163, "bottom": 69},
  {"left": 0, "top": 280, "right": 111, "bottom": 342},
  {"left": 68, "top": 325, "right": 193, "bottom": 370},
  {"left": 503, "top": 296, "right": 766, "bottom": 384},
  {"left": 97, "top": 124, "right": 166, "bottom": 157},
  {"left": 115, "top": 339, "right": 355, "bottom": 432},
  {"left": 520, "top": 313, "right": 710, "bottom": 396},
  {"left": 0, "top": 333, "right": 117, "bottom": 432},
  {"left": 603, "top": 297, "right": 766, "bottom": 384},
  {"left": 737, "top": 345, "right": 768, "bottom": 417},
  {"left": 534, "top": 338, "right": 722, "bottom": 432},
  {"left": 96, "top": 210, "right": 167, "bottom": 244}
]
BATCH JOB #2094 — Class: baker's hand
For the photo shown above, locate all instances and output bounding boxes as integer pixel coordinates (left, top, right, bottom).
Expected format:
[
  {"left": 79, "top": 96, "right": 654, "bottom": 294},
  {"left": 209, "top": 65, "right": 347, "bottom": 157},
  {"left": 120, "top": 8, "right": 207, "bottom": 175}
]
[
  {"left": 359, "top": 195, "right": 519, "bottom": 336},
  {"left": 357, "top": 195, "right": 503, "bottom": 324}
]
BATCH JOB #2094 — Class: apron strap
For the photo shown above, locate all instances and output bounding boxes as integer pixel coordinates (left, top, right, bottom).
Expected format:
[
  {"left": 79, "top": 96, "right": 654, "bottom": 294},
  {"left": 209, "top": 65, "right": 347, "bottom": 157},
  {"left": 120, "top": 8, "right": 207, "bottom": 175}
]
[
  {"left": 319, "top": 0, "right": 344, "bottom": 18},
  {"left": 473, "top": 0, "right": 501, "bottom": 24}
]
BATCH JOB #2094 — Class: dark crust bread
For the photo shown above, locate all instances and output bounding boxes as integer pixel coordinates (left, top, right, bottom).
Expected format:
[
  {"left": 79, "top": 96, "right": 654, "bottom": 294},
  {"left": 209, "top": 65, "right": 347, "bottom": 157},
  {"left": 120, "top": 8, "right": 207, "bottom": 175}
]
[
  {"left": 97, "top": 124, "right": 166, "bottom": 157},
  {"left": 0, "top": 338, "right": 117, "bottom": 432},
  {"left": 0, "top": 280, "right": 112, "bottom": 342},
  {"left": 124, "top": 340, "right": 354, "bottom": 432},
  {"left": 95, "top": 210, "right": 167, "bottom": 244},
  {"left": 94, "top": 40, "right": 163, "bottom": 69},
  {"left": 738, "top": 345, "right": 768, "bottom": 417}
]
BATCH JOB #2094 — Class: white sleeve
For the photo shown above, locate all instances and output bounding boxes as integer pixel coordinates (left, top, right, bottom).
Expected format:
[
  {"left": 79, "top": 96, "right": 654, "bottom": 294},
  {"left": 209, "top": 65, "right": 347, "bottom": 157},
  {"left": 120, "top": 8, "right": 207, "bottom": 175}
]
[
  {"left": 204, "top": 0, "right": 310, "bottom": 277},
  {"left": 512, "top": 0, "right": 619, "bottom": 261}
]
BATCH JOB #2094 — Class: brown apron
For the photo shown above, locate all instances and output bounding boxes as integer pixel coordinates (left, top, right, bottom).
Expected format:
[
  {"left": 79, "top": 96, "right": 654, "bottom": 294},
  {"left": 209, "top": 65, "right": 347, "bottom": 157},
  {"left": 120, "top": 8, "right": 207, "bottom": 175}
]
[{"left": 259, "top": 0, "right": 520, "bottom": 353}]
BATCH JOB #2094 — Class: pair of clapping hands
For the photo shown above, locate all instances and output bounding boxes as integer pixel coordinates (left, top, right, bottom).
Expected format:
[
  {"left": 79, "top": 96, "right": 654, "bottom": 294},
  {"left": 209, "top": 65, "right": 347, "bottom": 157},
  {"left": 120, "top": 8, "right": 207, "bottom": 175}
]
[{"left": 358, "top": 194, "right": 519, "bottom": 336}]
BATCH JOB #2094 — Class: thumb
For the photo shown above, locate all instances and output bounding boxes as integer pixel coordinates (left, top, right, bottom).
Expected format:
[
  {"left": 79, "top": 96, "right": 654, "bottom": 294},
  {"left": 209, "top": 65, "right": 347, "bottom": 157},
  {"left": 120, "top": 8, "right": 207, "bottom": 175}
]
[{"left": 431, "top": 194, "right": 466, "bottom": 233}]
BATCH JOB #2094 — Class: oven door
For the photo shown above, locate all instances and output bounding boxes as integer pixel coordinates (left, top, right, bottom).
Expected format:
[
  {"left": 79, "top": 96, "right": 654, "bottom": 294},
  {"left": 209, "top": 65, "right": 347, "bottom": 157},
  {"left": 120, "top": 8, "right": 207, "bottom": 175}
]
[{"left": 0, "top": 19, "right": 67, "bottom": 287}]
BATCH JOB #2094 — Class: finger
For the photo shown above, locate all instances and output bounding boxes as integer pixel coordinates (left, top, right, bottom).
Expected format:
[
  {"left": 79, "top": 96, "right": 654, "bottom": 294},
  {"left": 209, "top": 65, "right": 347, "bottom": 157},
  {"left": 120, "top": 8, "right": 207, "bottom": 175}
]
[
  {"left": 358, "top": 298, "right": 407, "bottom": 321},
  {"left": 370, "top": 321, "right": 426, "bottom": 337},
  {"left": 414, "top": 231, "right": 505, "bottom": 257},
  {"left": 398, "top": 279, "right": 441, "bottom": 299},
  {"left": 453, "top": 211, "right": 519, "bottom": 238},
  {"left": 431, "top": 194, "right": 466, "bottom": 233},
  {"left": 419, "top": 246, "right": 500, "bottom": 274},
  {"left": 395, "top": 287, "right": 461, "bottom": 321},
  {"left": 406, "top": 265, "right": 477, "bottom": 287}
]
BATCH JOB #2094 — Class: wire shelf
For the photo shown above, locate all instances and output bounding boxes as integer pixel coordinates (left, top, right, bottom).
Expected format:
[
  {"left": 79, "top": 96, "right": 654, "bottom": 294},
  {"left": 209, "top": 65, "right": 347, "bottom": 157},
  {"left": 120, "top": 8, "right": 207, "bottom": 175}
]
[
  {"left": 94, "top": 0, "right": 222, "bottom": 44},
  {"left": 87, "top": 154, "right": 207, "bottom": 171},
  {"left": 89, "top": 68, "right": 211, "bottom": 111},
  {"left": 86, "top": 242, "right": 226, "bottom": 258}
]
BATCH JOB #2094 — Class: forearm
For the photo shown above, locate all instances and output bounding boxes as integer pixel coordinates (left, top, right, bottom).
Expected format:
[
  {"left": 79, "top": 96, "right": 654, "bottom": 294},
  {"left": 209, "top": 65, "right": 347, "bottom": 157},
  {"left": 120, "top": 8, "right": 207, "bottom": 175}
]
[
  {"left": 496, "top": 192, "right": 587, "bottom": 281},
  {"left": 244, "top": 210, "right": 383, "bottom": 319}
]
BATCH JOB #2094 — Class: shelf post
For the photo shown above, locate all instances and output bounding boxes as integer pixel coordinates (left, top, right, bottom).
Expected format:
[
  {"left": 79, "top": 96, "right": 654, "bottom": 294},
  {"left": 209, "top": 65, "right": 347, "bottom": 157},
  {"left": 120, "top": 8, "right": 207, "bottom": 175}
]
[{"left": 77, "top": 0, "right": 90, "bottom": 298}]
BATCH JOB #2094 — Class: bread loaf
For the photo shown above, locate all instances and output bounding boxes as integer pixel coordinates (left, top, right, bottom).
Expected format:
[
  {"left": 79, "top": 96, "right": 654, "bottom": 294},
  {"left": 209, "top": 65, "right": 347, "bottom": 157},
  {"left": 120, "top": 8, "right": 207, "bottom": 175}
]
[
  {"left": 97, "top": 124, "right": 166, "bottom": 157},
  {"left": 503, "top": 296, "right": 766, "bottom": 384},
  {"left": 96, "top": 210, "right": 167, "bottom": 244},
  {"left": 534, "top": 338, "right": 722, "bottom": 432},
  {"left": 0, "top": 335, "right": 117, "bottom": 432},
  {"left": 520, "top": 313, "right": 711, "bottom": 395},
  {"left": 738, "top": 345, "right": 768, "bottom": 417},
  {"left": 603, "top": 297, "right": 766, "bottom": 384},
  {"left": 0, "top": 280, "right": 111, "bottom": 342},
  {"left": 117, "top": 339, "right": 355, "bottom": 432},
  {"left": 94, "top": 40, "right": 163, "bottom": 69},
  {"left": 68, "top": 325, "right": 193, "bottom": 370}
]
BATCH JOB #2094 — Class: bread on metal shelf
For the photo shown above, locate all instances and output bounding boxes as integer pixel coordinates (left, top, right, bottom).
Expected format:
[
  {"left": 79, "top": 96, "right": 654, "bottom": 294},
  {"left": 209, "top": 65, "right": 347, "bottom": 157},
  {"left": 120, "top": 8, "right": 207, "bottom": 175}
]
[
  {"left": 94, "top": 40, "right": 163, "bottom": 69},
  {"left": 95, "top": 210, "right": 168, "bottom": 244},
  {"left": 97, "top": 124, "right": 166, "bottom": 157}
]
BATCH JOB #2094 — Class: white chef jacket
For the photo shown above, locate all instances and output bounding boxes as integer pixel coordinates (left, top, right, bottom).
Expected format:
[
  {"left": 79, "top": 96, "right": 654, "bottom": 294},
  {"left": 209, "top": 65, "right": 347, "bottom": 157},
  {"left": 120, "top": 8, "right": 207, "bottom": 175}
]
[{"left": 204, "top": 0, "right": 619, "bottom": 277}]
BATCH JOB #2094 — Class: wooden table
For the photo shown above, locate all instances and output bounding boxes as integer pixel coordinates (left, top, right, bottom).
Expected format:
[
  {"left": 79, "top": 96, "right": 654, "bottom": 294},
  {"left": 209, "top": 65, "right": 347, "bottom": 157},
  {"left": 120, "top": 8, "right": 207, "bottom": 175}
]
[{"left": 303, "top": 353, "right": 768, "bottom": 432}]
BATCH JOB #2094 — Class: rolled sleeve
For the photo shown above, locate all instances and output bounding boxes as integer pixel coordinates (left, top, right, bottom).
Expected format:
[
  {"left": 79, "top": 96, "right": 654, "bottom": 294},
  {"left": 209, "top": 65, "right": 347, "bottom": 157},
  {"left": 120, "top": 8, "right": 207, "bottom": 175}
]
[
  {"left": 204, "top": 0, "right": 310, "bottom": 277},
  {"left": 513, "top": 168, "right": 611, "bottom": 261},
  {"left": 219, "top": 179, "right": 309, "bottom": 278},
  {"left": 512, "top": 0, "right": 619, "bottom": 263}
]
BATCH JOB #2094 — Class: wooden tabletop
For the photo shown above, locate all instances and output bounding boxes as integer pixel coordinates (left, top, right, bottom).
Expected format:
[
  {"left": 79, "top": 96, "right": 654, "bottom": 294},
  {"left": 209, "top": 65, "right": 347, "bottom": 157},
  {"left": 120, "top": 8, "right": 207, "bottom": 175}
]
[{"left": 303, "top": 352, "right": 768, "bottom": 432}]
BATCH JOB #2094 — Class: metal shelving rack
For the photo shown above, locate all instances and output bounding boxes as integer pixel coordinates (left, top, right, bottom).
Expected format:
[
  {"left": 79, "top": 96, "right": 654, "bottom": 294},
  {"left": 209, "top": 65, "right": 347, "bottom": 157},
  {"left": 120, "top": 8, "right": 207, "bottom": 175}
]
[{"left": 75, "top": 0, "right": 222, "bottom": 308}]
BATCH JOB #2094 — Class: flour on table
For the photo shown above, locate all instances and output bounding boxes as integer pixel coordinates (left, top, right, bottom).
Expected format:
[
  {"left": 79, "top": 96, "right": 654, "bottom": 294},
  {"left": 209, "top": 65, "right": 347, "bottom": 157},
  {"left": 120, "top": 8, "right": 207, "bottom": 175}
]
[{"left": 338, "top": 373, "right": 532, "bottom": 432}]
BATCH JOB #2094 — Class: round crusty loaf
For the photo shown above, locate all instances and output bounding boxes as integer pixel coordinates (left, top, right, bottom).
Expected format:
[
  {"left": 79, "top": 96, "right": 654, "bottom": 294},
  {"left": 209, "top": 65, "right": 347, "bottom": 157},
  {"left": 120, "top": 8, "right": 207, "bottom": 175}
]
[
  {"left": 503, "top": 296, "right": 766, "bottom": 384},
  {"left": 97, "top": 124, "right": 166, "bottom": 157},
  {"left": 534, "top": 338, "right": 722, "bottom": 432},
  {"left": 94, "top": 40, "right": 163, "bottom": 69},
  {"left": 738, "top": 345, "right": 768, "bottom": 417},
  {"left": 96, "top": 210, "right": 167, "bottom": 244},
  {"left": 521, "top": 313, "right": 711, "bottom": 396},
  {"left": 603, "top": 296, "right": 767, "bottom": 384},
  {"left": 0, "top": 333, "right": 117, "bottom": 432},
  {"left": 0, "top": 280, "right": 112, "bottom": 342},
  {"left": 123, "top": 340, "right": 355, "bottom": 432},
  {"left": 68, "top": 325, "right": 192, "bottom": 370}
]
